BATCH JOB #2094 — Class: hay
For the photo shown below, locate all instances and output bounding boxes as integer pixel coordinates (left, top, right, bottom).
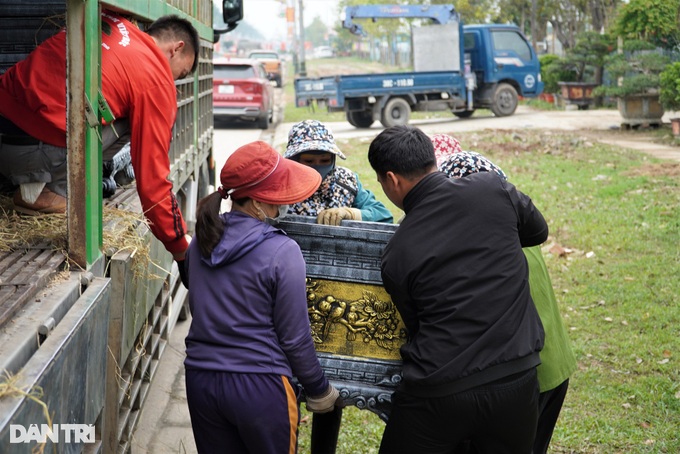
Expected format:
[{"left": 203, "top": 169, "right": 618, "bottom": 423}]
[
  {"left": 0, "top": 370, "right": 52, "bottom": 454},
  {"left": 0, "top": 195, "right": 163, "bottom": 281},
  {"left": 0, "top": 196, "right": 67, "bottom": 252}
]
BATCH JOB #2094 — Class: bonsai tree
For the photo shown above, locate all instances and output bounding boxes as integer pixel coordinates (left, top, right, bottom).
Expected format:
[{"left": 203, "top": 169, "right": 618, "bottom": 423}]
[
  {"left": 660, "top": 62, "right": 680, "bottom": 113},
  {"left": 593, "top": 39, "right": 671, "bottom": 99},
  {"left": 540, "top": 54, "right": 575, "bottom": 94},
  {"left": 559, "top": 32, "right": 613, "bottom": 84}
]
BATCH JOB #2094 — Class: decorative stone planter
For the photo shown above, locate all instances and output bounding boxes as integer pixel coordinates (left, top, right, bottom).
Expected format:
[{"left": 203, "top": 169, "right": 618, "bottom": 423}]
[
  {"left": 539, "top": 93, "right": 555, "bottom": 104},
  {"left": 671, "top": 118, "right": 680, "bottom": 136},
  {"left": 617, "top": 94, "right": 664, "bottom": 129},
  {"left": 558, "top": 82, "right": 598, "bottom": 110}
]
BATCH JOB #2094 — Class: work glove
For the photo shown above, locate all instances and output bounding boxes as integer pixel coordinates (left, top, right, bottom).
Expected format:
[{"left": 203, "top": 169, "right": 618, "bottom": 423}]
[
  {"left": 306, "top": 384, "right": 342, "bottom": 414},
  {"left": 316, "top": 207, "right": 362, "bottom": 226}
]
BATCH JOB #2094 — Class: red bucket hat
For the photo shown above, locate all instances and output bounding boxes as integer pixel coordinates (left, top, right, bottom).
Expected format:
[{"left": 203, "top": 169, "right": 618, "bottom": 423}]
[{"left": 219, "top": 141, "right": 321, "bottom": 204}]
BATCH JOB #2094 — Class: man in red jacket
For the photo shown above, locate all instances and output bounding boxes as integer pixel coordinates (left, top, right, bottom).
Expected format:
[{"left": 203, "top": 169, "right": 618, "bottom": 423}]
[{"left": 0, "top": 11, "right": 198, "bottom": 261}]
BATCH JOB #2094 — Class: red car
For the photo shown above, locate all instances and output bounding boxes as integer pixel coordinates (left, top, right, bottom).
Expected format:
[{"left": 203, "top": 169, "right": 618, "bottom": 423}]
[{"left": 213, "top": 58, "right": 274, "bottom": 129}]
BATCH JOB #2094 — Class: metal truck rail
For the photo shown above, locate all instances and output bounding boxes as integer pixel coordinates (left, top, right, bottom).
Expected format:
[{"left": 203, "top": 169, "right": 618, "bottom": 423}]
[{"left": 0, "top": 0, "right": 243, "bottom": 452}]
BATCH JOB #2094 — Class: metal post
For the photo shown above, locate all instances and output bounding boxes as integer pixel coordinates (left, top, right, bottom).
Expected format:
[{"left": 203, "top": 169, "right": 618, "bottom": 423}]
[
  {"left": 66, "top": 0, "right": 102, "bottom": 269},
  {"left": 298, "top": 0, "right": 306, "bottom": 76}
]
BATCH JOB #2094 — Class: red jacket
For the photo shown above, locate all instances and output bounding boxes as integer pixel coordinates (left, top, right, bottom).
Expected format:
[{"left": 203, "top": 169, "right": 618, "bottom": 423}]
[{"left": 0, "top": 11, "right": 188, "bottom": 255}]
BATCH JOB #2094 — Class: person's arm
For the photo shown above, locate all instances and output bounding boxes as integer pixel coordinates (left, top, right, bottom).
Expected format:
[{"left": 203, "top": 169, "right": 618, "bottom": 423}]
[
  {"left": 353, "top": 176, "right": 394, "bottom": 223},
  {"left": 271, "top": 240, "right": 329, "bottom": 397},
  {"left": 129, "top": 83, "right": 189, "bottom": 259},
  {"left": 502, "top": 180, "right": 549, "bottom": 247}
]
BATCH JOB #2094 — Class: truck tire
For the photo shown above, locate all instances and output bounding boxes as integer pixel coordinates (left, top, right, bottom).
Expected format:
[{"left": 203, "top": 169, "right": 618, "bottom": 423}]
[
  {"left": 381, "top": 98, "right": 411, "bottom": 128},
  {"left": 454, "top": 109, "right": 475, "bottom": 119},
  {"left": 491, "top": 83, "right": 519, "bottom": 117},
  {"left": 258, "top": 112, "right": 270, "bottom": 129},
  {"left": 347, "top": 110, "right": 374, "bottom": 128}
]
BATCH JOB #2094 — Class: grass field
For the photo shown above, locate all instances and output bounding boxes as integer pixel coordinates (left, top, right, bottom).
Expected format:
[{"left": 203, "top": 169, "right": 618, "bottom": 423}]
[
  {"left": 293, "top": 129, "right": 679, "bottom": 453},
  {"left": 283, "top": 57, "right": 679, "bottom": 453}
]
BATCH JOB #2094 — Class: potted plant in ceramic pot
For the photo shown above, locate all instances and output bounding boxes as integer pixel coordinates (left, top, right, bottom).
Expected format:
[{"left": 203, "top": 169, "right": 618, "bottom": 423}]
[
  {"left": 556, "top": 31, "right": 612, "bottom": 110},
  {"left": 593, "top": 39, "right": 671, "bottom": 127},
  {"left": 660, "top": 62, "right": 680, "bottom": 135}
]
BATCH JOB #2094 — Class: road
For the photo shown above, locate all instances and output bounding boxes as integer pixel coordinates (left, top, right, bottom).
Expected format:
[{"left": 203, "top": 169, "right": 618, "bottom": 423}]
[{"left": 273, "top": 106, "right": 680, "bottom": 163}]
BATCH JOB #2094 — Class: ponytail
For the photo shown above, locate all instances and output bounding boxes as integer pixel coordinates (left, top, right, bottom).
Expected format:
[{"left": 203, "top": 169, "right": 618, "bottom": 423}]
[{"left": 195, "top": 191, "right": 224, "bottom": 258}]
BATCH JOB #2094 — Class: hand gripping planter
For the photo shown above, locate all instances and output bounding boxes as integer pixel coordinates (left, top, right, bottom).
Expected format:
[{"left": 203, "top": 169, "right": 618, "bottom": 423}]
[{"left": 277, "top": 215, "right": 403, "bottom": 422}]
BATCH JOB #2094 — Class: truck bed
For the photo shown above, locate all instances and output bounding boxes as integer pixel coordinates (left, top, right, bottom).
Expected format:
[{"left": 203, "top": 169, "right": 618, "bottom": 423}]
[{"left": 295, "top": 70, "right": 465, "bottom": 108}]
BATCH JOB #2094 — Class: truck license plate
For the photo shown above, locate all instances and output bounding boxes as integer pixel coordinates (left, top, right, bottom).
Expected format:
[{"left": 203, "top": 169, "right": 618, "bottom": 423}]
[{"left": 218, "top": 85, "right": 234, "bottom": 94}]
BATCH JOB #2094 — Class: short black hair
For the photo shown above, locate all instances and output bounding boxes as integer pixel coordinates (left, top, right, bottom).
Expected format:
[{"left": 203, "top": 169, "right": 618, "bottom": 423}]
[
  {"left": 368, "top": 125, "right": 436, "bottom": 178},
  {"left": 147, "top": 15, "right": 200, "bottom": 73}
]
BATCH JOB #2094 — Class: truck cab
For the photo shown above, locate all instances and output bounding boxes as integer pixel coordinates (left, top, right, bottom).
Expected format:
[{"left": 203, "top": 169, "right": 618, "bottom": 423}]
[{"left": 464, "top": 24, "right": 544, "bottom": 116}]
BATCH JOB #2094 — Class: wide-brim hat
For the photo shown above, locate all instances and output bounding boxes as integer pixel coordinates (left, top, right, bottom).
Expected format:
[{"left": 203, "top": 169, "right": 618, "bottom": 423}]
[
  {"left": 438, "top": 150, "right": 508, "bottom": 181},
  {"left": 284, "top": 119, "right": 346, "bottom": 160},
  {"left": 220, "top": 141, "right": 321, "bottom": 204},
  {"left": 430, "top": 133, "right": 463, "bottom": 167}
]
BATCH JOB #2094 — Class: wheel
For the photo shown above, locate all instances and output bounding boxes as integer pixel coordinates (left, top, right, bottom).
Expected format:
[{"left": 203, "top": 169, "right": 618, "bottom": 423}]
[
  {"left": 380, "top": 98, "right": 411, "bottom": 128},
  {"left": 346, "top": 110, "right": 374, "bottom": 128},
  {"left": 258, "top": 112, "right": 270, "bottom": 129},
  {"left": 275, "top": 75, "right": 282, "bottom": 87},
  {"left": 490, "top": 83, "right": 518, "bottom": 117},
  {"left": 454, "top": 109, "right": 475, "bottom": 119}
]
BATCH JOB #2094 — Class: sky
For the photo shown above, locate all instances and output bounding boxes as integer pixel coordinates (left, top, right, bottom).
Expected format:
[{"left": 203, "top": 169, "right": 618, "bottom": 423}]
[{"left": 215, "top": 0, "right": 341, "bottom": 40}]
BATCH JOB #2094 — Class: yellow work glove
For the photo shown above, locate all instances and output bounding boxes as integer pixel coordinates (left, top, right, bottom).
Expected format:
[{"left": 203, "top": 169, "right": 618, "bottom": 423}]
[
  {"left": 306, "top": 384, "right": 342, "bottom": 414},
  {"left": 316, "top": 207, "right": 362, "bottom": 226}
]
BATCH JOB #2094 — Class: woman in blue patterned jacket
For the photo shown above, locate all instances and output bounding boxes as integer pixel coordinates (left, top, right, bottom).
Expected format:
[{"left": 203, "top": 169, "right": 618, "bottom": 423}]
[{"left": 285, "top": 119, "right": 393, "bottom": 225}]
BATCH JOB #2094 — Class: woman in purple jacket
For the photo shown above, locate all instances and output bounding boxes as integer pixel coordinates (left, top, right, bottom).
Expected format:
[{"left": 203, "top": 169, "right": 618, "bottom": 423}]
[{"left": 183, "top": 141, "right": 341, "bottom": 454}]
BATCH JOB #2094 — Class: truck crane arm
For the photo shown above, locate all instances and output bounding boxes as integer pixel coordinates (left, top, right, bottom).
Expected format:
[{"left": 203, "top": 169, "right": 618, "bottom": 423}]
[{"left": 342, "top": 4, "right": 459, "bottom": 36}]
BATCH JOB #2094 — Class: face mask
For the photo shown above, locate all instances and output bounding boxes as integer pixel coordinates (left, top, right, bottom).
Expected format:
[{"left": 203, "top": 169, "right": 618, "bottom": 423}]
[
  {"left": 311, "top": 163, "right": 334, "bottom": 180},
  {"left": 256, "top": 206, "right": 272, "bottom": 223},
  {"left": 256, "top": 204, "right": 287, "bottom": 225}
]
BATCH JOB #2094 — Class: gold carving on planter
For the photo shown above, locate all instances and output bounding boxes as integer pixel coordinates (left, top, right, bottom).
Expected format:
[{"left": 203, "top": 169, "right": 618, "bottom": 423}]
[{"left": 306, "top": 278, "right": 406, "bottom": 360}]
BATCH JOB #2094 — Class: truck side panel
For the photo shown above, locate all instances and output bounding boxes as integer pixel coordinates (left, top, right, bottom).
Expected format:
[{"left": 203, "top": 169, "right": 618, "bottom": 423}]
[{"left": 295, "top": 71, "right": 466, "bottom": 109}]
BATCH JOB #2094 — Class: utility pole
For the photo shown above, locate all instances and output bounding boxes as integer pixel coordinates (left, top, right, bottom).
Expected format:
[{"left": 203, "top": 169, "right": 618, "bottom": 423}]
[
  {"left": 298, "top": 0, "right": 306, "bottom": 76},
  {"left": 531, "top": 0, "right": 537, "bottom": 52},
  {"left": 287, "top": 0, "right": 297, "bottom": 73}
]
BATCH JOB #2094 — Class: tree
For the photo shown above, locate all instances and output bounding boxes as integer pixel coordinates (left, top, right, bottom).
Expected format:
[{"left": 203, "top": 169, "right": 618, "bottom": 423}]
[
  {"left": 538, "top": 0, "right": 621, "bottom": 51},
  {"left": 305, "top": 16, "right": 330, "bottom": 48},
  {"left": 614, "top": 0, "right": 680, "bottom": 49}
]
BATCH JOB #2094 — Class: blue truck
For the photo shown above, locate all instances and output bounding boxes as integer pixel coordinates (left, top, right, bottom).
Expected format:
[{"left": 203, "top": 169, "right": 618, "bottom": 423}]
[{"left": 294, "top": 5, "right": 544, "bottom": 128}]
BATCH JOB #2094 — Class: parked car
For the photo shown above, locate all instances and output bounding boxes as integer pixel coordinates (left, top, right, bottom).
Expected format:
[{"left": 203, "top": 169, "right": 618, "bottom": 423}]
[
  {"left": 213, "top": 58, "right": 274, "bottom": 129},
  {"left": 313, "top": 46, "right": 334, "bottom": 59},
  {"left": 247, "top": 50, "right": 283, "bottom": 86}
]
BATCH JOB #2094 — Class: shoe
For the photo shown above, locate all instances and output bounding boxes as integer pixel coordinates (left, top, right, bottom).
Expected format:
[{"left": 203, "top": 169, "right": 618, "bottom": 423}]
[{"left": 13, "top": 187, "right": 66, "bottom": 215}]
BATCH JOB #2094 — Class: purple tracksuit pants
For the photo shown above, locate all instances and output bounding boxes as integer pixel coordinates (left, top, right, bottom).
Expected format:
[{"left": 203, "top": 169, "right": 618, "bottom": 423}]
[{"left": 186, "top": 369, "right": 300, "bottom": 454}]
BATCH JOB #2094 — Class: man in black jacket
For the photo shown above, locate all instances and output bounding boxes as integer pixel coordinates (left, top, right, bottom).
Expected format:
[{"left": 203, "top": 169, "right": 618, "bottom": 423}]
[{"left": 368, "top": 125, "right": 549, "bottom": 454}]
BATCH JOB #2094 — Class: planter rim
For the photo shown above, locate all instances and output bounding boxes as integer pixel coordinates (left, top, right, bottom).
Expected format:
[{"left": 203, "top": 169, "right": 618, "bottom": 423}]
[{"left": 558, "top": 81, "right": 599, "bottom": 87}]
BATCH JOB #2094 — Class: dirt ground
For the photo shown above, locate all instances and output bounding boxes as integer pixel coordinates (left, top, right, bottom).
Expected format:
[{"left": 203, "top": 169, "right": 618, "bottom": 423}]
[
  {"left": 274, "top": 105, "right": 680, "bottom": 177},
  {"left": 284, "top": 58, "right": 680, "bottom": 170}
]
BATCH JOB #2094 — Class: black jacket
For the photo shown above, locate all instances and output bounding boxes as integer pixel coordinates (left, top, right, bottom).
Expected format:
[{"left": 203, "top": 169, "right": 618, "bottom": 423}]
[{"left": 382, "top": 171, "right": 548, "bottom": 397}]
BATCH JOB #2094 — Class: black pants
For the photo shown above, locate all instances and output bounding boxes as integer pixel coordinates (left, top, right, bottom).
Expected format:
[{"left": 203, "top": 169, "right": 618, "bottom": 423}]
[
  {"left": 311, "top": 406, "right": 343, "bottom": 454},
  {"left": 533, "top": 379, "right": 570, "bottom": 454},
  {"left": 379, "top": 368, "right": 539, "bottom": 454}
]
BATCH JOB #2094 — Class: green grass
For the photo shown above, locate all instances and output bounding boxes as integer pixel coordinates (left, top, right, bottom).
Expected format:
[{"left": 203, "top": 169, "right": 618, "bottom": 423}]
[{"left": 294, "top": 129, "right": 680, "bottom": 453}]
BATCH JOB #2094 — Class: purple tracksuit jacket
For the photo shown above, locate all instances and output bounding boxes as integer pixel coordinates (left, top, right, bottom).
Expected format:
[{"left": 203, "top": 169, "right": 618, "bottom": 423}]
[{"left": 184, "top": 211, "right": 328, "bottom": 396}]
